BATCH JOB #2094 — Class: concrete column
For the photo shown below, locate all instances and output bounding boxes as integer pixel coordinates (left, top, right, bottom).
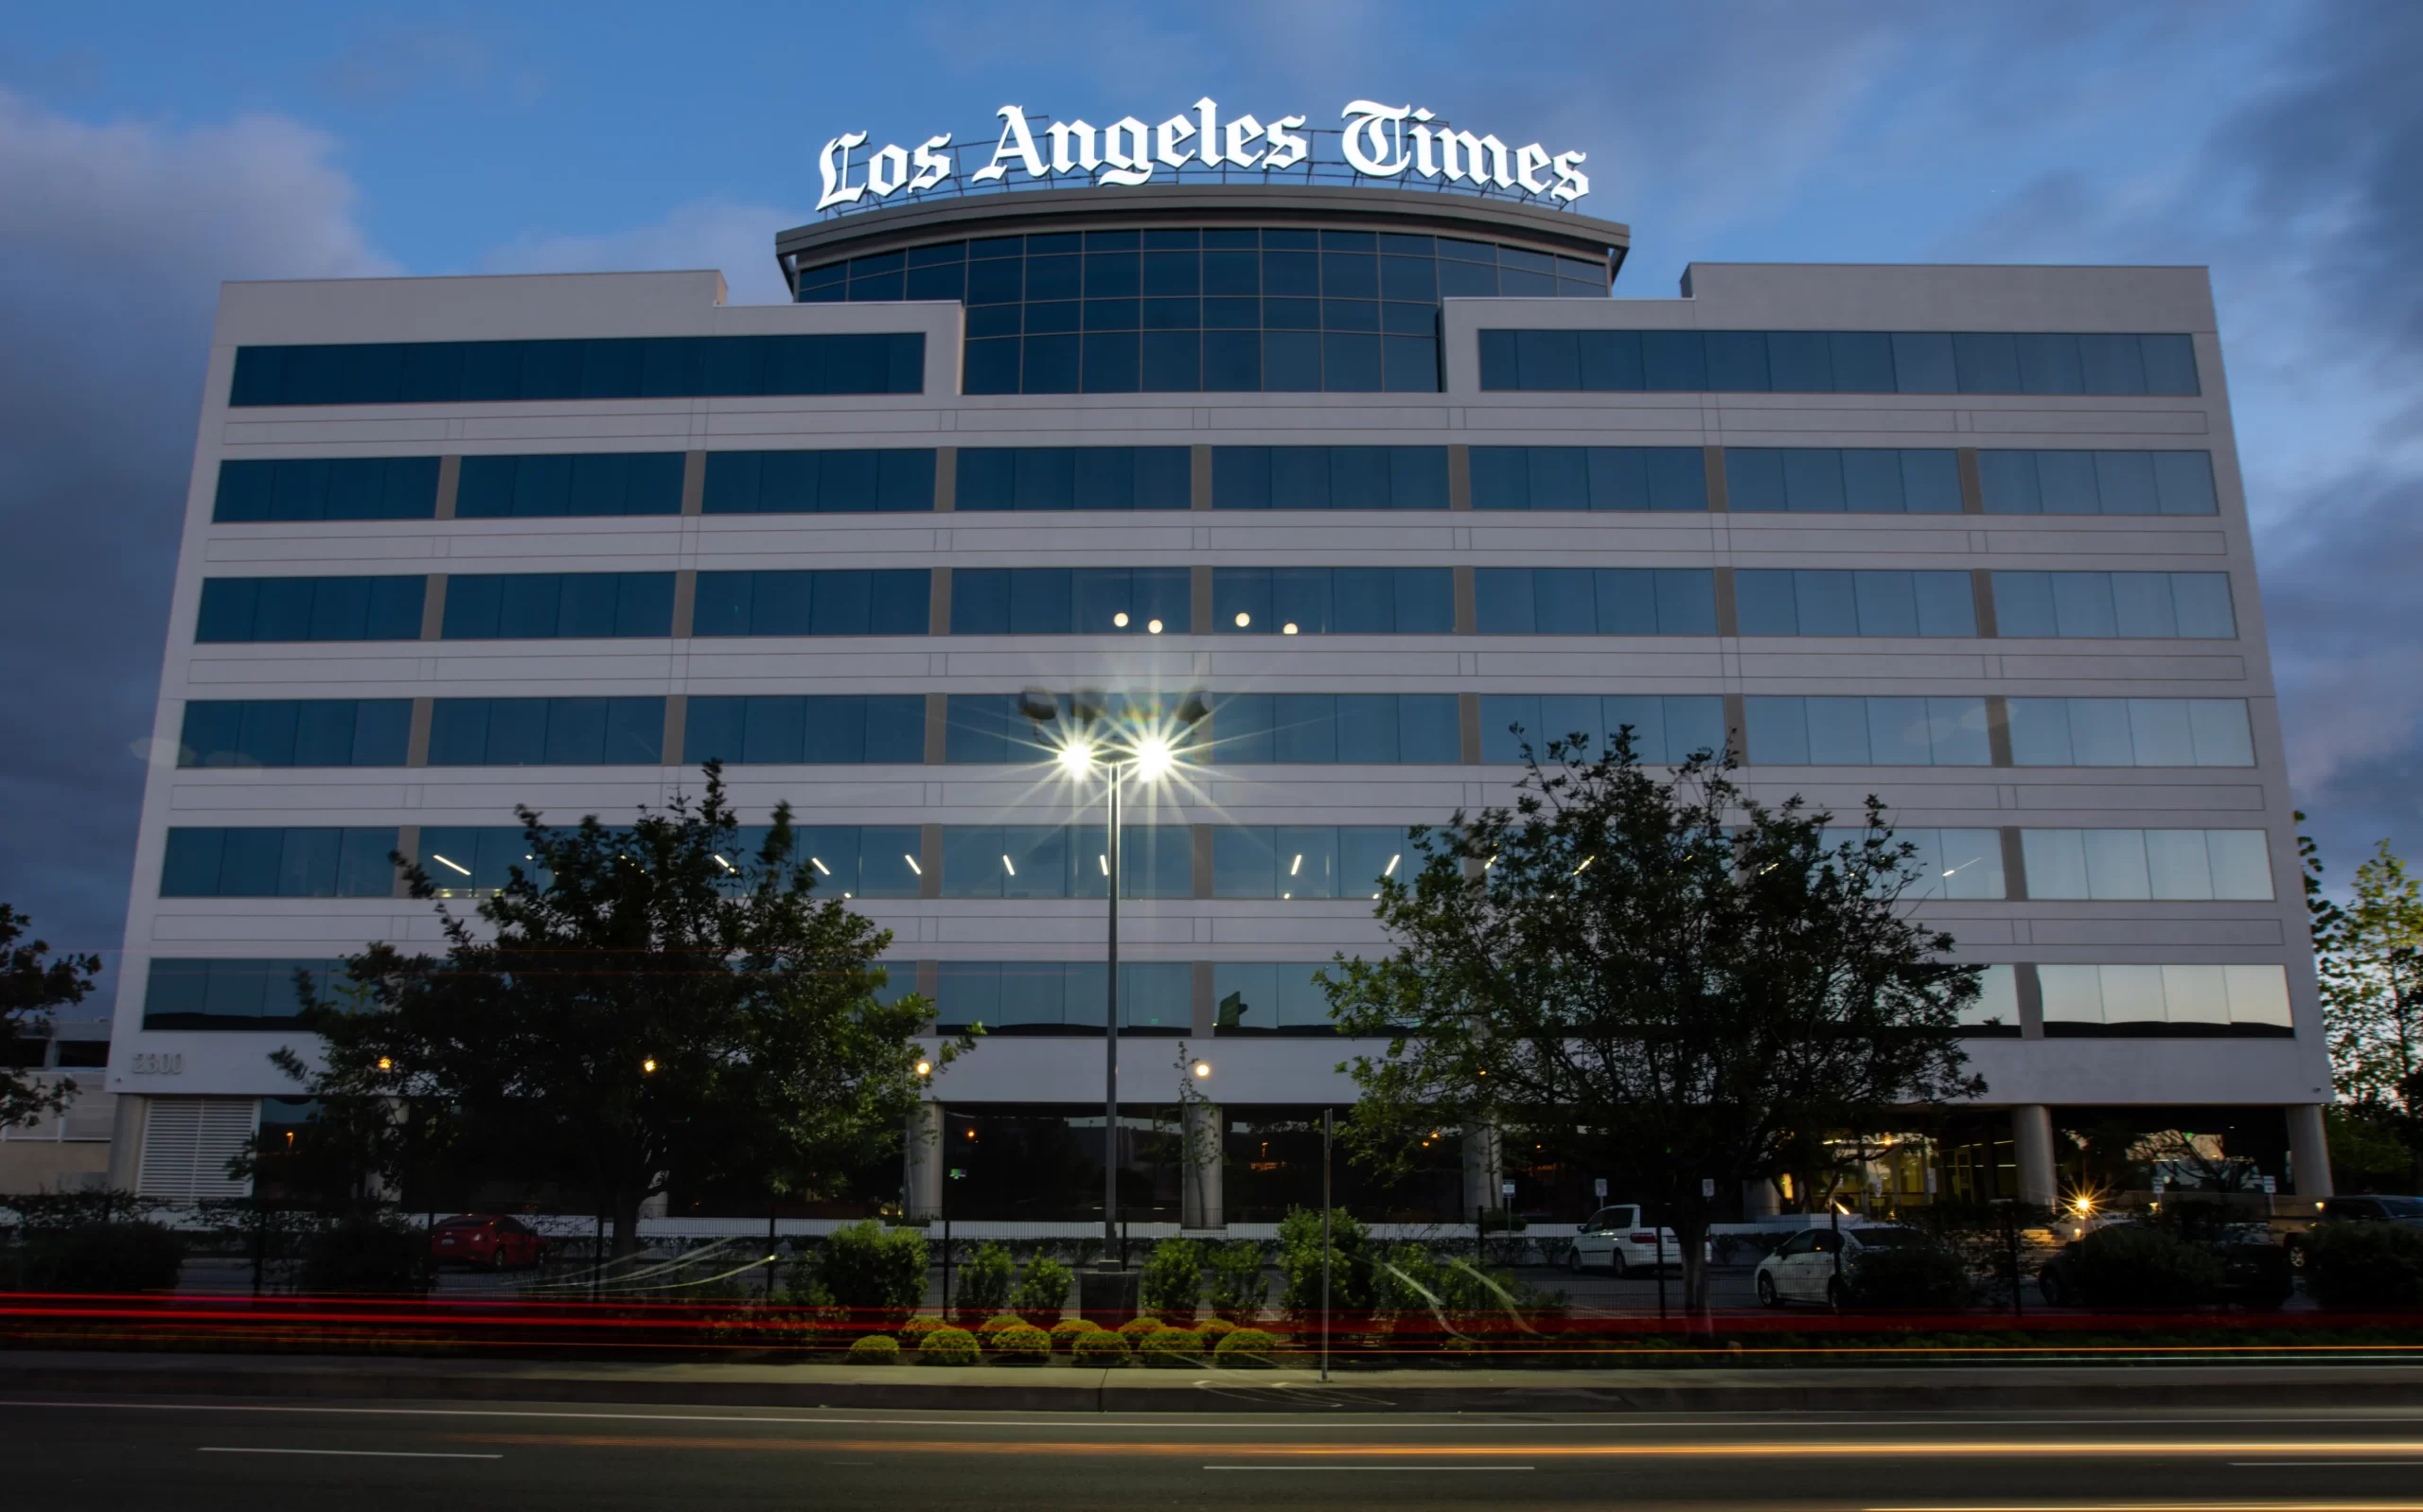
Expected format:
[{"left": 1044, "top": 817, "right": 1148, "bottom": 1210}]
[
  {"left": 1462, "top": 1125, "right": 1503, "bottom": 1213},
  {"left": 903, "top": 1100, "right": 944, "bottom": 1221},
  {"left": 1742, "top": 1176, "right": 1781, "bottom": 1219},
  {"left": 2011, "top": 1104, "right": 2058, "bottom": 1207},
  {"left": 1181, "top": 1099, "right": 1223, "bottom": 1230},
  {"left": 105, "top": 1092, "right": 147, "bottom": 1193},
  {"left": 2287, "top": 1103, "right": 2335, "bottom": 1198}
]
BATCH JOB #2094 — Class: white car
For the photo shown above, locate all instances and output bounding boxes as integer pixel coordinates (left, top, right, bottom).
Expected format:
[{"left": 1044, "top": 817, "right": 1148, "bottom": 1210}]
[
  {"left": 1754, "top": 1224, "right": 1926, "bottom": 1307},
  {"left": 1566, "top": 1204, "right": 1702, "bottom": 1276}
]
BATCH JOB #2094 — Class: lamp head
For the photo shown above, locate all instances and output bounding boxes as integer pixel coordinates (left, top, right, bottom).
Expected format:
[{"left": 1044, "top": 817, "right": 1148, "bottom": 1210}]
[
  {"left": 1132, "top": 735, "right": 1175, "bottom": 782},
  {"left": 1017, "top": 687, "right": 1060, "bottom": 724},
  {"left": 1055, "top": 740, "right": 1096, "bottom": 776},
  {"left": 1174, "top": 691, "right": 1211, "bottom": 729}
]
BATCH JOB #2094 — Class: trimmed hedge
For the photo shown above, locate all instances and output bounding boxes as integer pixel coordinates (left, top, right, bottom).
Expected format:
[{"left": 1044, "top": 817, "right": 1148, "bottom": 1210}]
[
  {"left": 846, "top": 1334, "right": 901, "bottom": 1363},
  {"left": 918, "top": 1326, "right": 979, "bottom": 1366},
  {"left": 1049, "top": 1318, "right": 1103, "bottom": 1350},
  {"left": 1213, "top": 1327, "right": 1284, "bottom": 1367},
  {"left": 2066, "top": 1225, "right": 2223, "bottom": 1310},
  {"left": 990, "top": 1323, "right": 1052, "bottom": 1363},
  {"left": 976, "top": 1311, "right": 1027, "bottom": 1346},
  {"left": 2305, "top": 1222, "right": 2423, "bottom": 1311},
  {"left": 1137, "top": 1327, "right": 1204, "bottom": 1367},
  {"left": 1071, "top": 1330, "right": 1131, "bottom": 1365},
  {"left": 896, "top": 1315, "right": 948, "bottom": 1346},
  {"left": 6, "top": 1222, "right": 185, "bottom": 1294},
  {"left": 1196, "top": 1316, "right": 1240, "bottom": 1346},
  {"left": 1115, "top": 1314, "right": 1163, "bottom": 1342}
]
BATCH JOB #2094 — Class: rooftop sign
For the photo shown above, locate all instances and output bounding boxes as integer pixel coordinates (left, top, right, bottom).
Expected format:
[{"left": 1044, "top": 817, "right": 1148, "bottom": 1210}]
[{"left": 814, "top": 98, "right": 1590, "bottom": 216}]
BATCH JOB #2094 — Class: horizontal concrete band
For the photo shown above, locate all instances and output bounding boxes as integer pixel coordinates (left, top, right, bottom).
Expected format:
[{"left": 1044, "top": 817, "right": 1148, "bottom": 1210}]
[{"left": 12, "top": 1350, "right": 2423, "bottom": 1414}]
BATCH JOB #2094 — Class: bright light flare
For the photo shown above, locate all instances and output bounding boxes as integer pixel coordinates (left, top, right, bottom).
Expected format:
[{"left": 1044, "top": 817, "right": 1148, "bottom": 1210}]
[
  {"left": 1056, "top": 740, "right": 1096, "bottom": 776},
  {"left": 1132, "top": 735, "right": 1175, "bottom": 782},
  {"left": 1191, "top": 1060, "right": 1212, "bottom": 1080},
  {"left": 914, "top": 1059, "right": 932, "bottom": 1077}
]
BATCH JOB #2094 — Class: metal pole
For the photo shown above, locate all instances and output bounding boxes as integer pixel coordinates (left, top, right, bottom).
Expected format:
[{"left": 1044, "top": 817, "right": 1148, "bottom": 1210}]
[
  {"left": 1104, "top": 762, "right": 1121, "bottom": 1259},
  {"left": 1321, "top": 1108, "right": 1333, "bottom": 1383}
]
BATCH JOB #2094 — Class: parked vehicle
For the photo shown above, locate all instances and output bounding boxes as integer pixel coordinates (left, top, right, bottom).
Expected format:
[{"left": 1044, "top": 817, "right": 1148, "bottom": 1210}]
[
  {"left": 2036, "top": 1222, "right": 2292, "bottom": 1310},
  {"left": 1753, "top": 1224, "right": 1928, "bottom": 1307},
  {"left": 430, "top": 1214, "right": 546, "bottom": 1270},
  {"left": 1566, "top": 1205, "right": 1706, "bottom": 1276},
  {"left": 2282, "top": 1196, "right": 2423, "bottom": 1270}
]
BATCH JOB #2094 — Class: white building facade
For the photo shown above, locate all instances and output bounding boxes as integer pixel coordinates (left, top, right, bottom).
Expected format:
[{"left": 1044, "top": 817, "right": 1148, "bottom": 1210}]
[{"left": 102, "top": 184, "right": 2333, "bottom": 1222}]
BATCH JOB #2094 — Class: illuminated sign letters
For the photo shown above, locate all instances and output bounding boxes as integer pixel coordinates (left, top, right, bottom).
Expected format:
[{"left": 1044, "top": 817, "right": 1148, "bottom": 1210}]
[{"left": 816, "top": 97, "right": 1587, "bottom": 212}]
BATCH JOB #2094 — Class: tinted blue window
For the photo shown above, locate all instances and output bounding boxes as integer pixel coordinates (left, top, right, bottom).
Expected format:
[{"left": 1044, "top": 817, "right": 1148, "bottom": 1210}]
[
  {"left": 230, "top": 335, "right": 923, "bottom": 405},
  {"left": 439, "top": 572, "right": 673, "bottom": 639},
  {"left": 161, "top": 828, "right": 398, "bottom": 897},
  {"left": 943, "top": 824, "right": 1190, "bottom": 899},
  {"left": 1211, "top": 567, "right": 1452, "bottom": 634},
  {"left": 178, "top": 699, "right": 411, "bottom": 767},
  {"left": 456, "top": 452, "right": 684, "bottom": 518},
  {"left": 1472, "top": 447, "right": 1707, "bottom": 511},
  {"left": 1991, "top": 571, "right": 2233, "bottom": 639},
  {"left": 691, "top": 569, "right": 929, "bottom": 637},
  {"left": 427, "top": 697, "right": 663, "bottom": 765},
  {"left": 1212, "top": 826, "right": 1415, "bottom": 899},
  {"left": 683, "top": 694, "right": 925, "bottom": 764},
  {"left": 1479, "top": 694, "right": 1724, "bottom": 764},
  {"left": 1734, "top": 570, "right": 1974, "bottom": 637},
  {"left": 1478, "top": 328, "right": 2196, "bottom": 395},
  {"left": 1209, "top": 693, "right": 1459, "bottom": 763},
  {"left": 947, "top": 567, "right": 1189, "bottom": 634},
  {"left": 1979, "top": 450, "right": 2217, "bottom": 516},
  {"left": 955, "top": 448, "right": 1189, "bottom": 511},
  {"left": 213, "top": 457, "right": 439, "bottom": 522},
  {"left": 1725, "top": 448, "right": 1959, "bottom": 514},
  {"left": 1212, "top": 447, "right": 1448, "bottom": 509},
  {"left": 195, "top": 576, "right": 424, "bottom": 642},
  {"left": 1473, "top": 568, "right": 1715, "bottom": 634}
]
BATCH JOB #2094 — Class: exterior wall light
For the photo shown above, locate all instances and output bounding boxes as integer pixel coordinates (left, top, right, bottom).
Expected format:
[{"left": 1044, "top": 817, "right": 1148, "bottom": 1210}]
[
  {"left": 914, "top": 1059, "right": 932, "bottom": 1077},
  {"left": 1192, "top": 1060, "right": 1212, "bottom": 1080},
  {"left": 642, "top": 1057, "right": 657, "bottom": 1074}
]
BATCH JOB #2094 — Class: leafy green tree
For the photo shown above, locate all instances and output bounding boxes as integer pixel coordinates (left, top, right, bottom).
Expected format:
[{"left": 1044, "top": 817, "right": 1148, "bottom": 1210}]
[
  {"left": 1320, "top": 737, "right": 1985, "bottom": 1311},
  {"left": 2314, "top": 837, "right": 2423, "bottom": 1186},
  {"left": 0, "top": 905, "right": 100, "bottom": 1129},
  {"left": 276, "top": 764, "right": 963, "bottom": 1253}
]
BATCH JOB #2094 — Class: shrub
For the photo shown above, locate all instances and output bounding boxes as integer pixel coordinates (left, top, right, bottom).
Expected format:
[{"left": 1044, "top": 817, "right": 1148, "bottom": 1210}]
[
  {"left": 1139, "top": 1238, "right": 1202, "bottom": 1324},
  {"left": 1196, "top": 1315, "right": 1239, "bottom": 1346},
  {"left": 8, "top": 1221, "right": 186, "bottom": 1294},
  {"left": 1012, "top": 1254, "right": 1071, "bottom": 1327},
  {"left": 1204, "top": 1241, "right": 1269, "bottom": 1322},
  {"left": 1213, "top": 1327, "right": 1284, "bottom": 1367},
  {"left": 951, "top": 1241, "right": 1015, "bottom": 1327},
  {"left": 2304, "top": 1222, "right": 2423, "bottom": 1311},
  {"left": 846, "top": 1334, "right": 900, "bottom": 1364},
  {"left": 1115, "top": 1314, "right": 1163, "bottom": 1342},
  {"left": 1049, "top": 1318, "right": 1102, "bottom": 1350},
  {"left": 821, "top": 1221, "right": 929, "bottom": 1328},
  {"left": 1847, "top": 1245, "right": 1974, "bottom": 1310},
  {"left": 918, "top": 1326, "right": 979, "bottom": 1366},
  {"left": 296, "top": 1219, "right": 431, "bottom": 1295},
  {"left": 2067, "top": 1224, "right": 2223, "bottom": 1309},
  {"left": 1071, "top": 1329, "right": 1130, "bottom": 1365},
  {"left": 1278, "top": 1206, "right": 1372, "bottom": 1323},
  {"left": 990, "top": 1323, "right": 1052, "bottom": 1363},
  {"left": 896, "top": 1314, "right": 948, "bottom": 1347},
  {"left": 1136, "top": 1327, "right": 1205, "bottom": 1367},
  {"left": 976, "top": 1311, "right": 1027, "bottom": 1346}
]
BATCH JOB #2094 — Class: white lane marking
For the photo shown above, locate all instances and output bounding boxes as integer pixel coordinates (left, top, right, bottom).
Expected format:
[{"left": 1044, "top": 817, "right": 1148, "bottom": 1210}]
[
  {"left": 11, "top": 1400, "right": 2423, "bottom": 1433},
  {"left": 200, "top": 1447, "right": 503, "bottom": 1460},
  {"left": 2233, "top": 1459, "right": 2423, "bottom": 1466}
]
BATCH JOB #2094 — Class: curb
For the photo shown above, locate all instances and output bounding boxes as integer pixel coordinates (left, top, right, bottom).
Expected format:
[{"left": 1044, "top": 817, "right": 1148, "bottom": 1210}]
[{"left": 11, "top": 1352, "right": 2423, "bottom": 1414}]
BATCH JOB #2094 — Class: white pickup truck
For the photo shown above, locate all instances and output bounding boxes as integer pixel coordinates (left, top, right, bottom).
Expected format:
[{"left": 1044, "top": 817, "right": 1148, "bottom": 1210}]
[{"left": 1566, "top": 1204, "right": 1708, "bottom": 1275}]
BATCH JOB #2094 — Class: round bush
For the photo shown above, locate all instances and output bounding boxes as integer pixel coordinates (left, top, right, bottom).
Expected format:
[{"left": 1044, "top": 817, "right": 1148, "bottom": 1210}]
[
  {"left": 1049, "top": 1318, "right": 1102, "bottom": 1350},
  {"left": 918, "top": 1326, "right": 979, "bottom": 1366},
  {"left": 976, "top": 1311, "right": 1027, "bottom": 1346},
  {"left": 1071, "top": 1329, "right": 1131, "bottom": 1366},
  {"left": 1115, "top": 1314, "right": 1163, "bottom": 1343},
  {"left": 1195, "top": 1316, "right": 1240, "bottom": 1346},
  {"left": 2305, "top": 1222, "right": 2423, "bottom": 1311},
  {"left": 1213, "top": 1327, "right": 1283, "bottom": 1368},
  {"left": 896, "top": 1315, "right": 948, "bottom": 1346},
  {"left": 1136, "top": 1327, "right": 1205, "bottom": 1367},
  {"left": 2067, "top": 1224, "right": 2223, "bottom": 1310},
  {"left": 846, "top": 1333, "right": 901, "bottom": 1364},
  {"left": 990, "top": 1323, "right": 1052, "bottom": 1363}
]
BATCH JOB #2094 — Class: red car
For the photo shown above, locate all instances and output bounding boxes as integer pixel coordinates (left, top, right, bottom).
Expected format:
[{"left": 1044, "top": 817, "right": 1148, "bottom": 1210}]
[{"left": 430, "top": 1214, "right": 546, "bottom": 1269}]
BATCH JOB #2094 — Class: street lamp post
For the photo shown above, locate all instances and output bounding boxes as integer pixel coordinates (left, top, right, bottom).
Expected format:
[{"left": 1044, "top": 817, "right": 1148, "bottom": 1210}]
[{"left": 1019, "top": 688, "right": 1207, "bottom": 1277}]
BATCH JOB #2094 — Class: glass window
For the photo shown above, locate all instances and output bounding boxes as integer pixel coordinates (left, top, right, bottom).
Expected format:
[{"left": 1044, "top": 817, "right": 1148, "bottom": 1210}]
[
  {"left": 1745, "top": 696, "right": 1989, "bottom": 765},
  {"left": 1733, "top": 571, "right": 1974, "bottom": 637},
  {"left": 701, "top": 449, "right": 935, "bottom": 514},
  {"left": 232, "top": 334, "right": 924, "bottom": 406},
  {"left": 1471, "top": 447, "right": 1707, "bottom": 511},
  {"left": 437, "top": 572, "right": 674, "bottom": 640},
  {"left": 955, "top": 448, "right": 1188, "bottom": 511},
  {"left": 2041, "top": 962, "right": 2291, "bottom": 1036},
  {"left": 1477, "top": 329, "right": 2197, "bottom": 395},
  {"left": 455, "top": 452, "right": 685, "bottom": 518},
  {"left": 2006, "top": 698, "right": 2254, "bottom": 767},
  {"left": 683, "top": 694, "right": 924, "bottom": 765},
  {"left": 1212, "top": 447, "right": 1449, "bottom": 510},
  {"left": 142, "top": 958, "right": 343, "bottom": 1030},
  {"left": 213, "top": 457, "right": 440, "bottom": 522},
  {"left": 1990, "top": 571, "right": 2234, "bottom": 639},
  {"left": 941, "top": 825, "right": 1190, "bottom": 899},
  {"left": 178, "top": 699, "right": 410, "bottom": 767},
  {"left": 1724, "top": 449, "right": 1961, "bottom": 514},
  {"left": 196, "top": 576, "right": 426, "bottom": 643},
  {"left": 691, "top": 570, "right": 930, "bottom": 637},
  {"left": 160, "top": 828, "right": 398, "bottom": 898},
  {"left": 2022, "top": 829, "right": 2273, "bottom": 900},
  {"left": 1213, "top": 825, "right": 1413, "bottom": 899},
  {"left": 1208, "top": 694, "right": 1460, "bottom": 764},
  {"left": 1473, "top": 568, "right": 1716, "bottom": 635},
  {"left": 946, "top": 567, "right": 1190, "bottom": 634},
  {"left": 1478, "top": 694, "right": 1724, "bottom": 765},
  {"left": 425, "top": 697, "right": 663, "bottom": 765},
  {"left": 1979, "top": 450, "right": 2217, "bottom": 516},
  {"left": 1211, "top": 567, "right": 1453, "bottom": 635},
  {"left": 931, "top": 960, "right": 1190, "bottom": 1034},
  {"left": 1213, "top": 962, "right": 1338, "bottom": 1034}
]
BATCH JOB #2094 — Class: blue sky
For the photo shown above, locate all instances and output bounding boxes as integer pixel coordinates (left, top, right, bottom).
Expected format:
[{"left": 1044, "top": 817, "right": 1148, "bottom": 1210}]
[{"left": 3, "top": 1, "right": 2418, "bottom": 960}]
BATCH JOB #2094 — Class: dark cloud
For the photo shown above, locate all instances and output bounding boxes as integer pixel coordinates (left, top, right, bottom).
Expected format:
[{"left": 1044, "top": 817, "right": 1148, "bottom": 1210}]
[{"left": 0, "top": 90, "right": 387, "bottom": 965}]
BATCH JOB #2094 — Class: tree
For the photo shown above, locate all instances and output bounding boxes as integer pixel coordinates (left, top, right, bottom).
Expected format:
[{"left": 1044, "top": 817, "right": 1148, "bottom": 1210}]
[
  {"left": 0, "top": 905, "right": 100, "bottom": 1130},
  {"left": 1320, "top": 735, "right": 1985, "bottom": 1311},
  {"left": 2314, "top": 836, "right": 2423, "bottom": 1186},
  {"left": 278, "top": 763, "right": 964, "bottom": 1254}
]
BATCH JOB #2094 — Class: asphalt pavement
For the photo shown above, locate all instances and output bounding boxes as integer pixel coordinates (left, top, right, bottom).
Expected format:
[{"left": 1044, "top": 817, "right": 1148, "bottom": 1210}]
[{"left": 10, "top": 1394, "right": 2423, "bottom": 1510}]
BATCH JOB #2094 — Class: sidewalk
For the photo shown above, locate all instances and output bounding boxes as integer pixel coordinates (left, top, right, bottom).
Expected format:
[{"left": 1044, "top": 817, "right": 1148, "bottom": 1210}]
[{"left": 9, "top": 1350, "right": 2423, "bottom": 1414}]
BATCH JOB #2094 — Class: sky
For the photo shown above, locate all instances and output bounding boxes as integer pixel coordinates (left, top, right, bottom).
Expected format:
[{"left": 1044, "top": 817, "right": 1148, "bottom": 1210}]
[{"left": 2, "top": 0, "right": 2417, "bottom": 970}]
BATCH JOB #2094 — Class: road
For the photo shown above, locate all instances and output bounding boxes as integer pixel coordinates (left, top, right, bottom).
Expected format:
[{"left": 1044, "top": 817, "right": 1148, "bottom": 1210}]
[{"left": 9, "top": 1395, "right": 2422, "bottom": 1509}]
